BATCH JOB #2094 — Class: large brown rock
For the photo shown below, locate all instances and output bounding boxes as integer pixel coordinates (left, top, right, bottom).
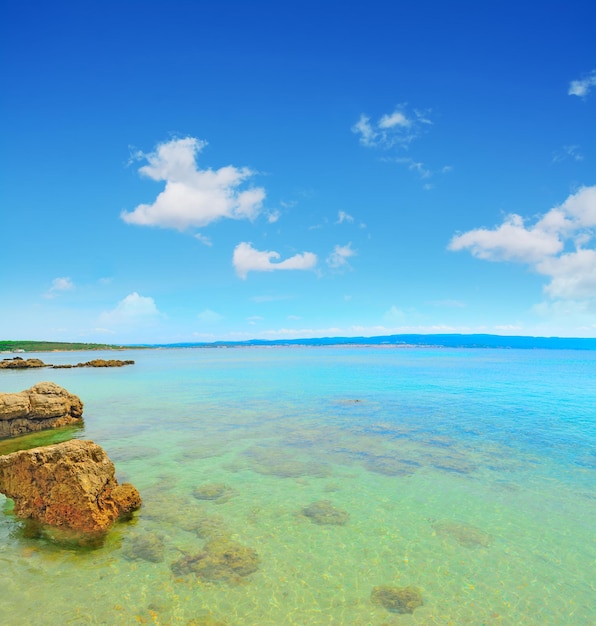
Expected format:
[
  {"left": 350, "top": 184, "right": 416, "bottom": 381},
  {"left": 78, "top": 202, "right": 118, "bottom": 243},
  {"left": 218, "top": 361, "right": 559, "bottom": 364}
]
[
  {"left": 0, "top": 382, "right": 83, "bottom": 438},
  {"left": 0, "top": 439, "right": 141, "bottom": 534}
]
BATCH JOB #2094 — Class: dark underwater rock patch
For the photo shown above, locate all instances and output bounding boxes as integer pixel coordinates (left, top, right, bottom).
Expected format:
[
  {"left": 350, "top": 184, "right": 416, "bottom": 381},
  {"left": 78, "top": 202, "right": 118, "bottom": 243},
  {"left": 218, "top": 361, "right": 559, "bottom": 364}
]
[
  {"left": 123, "top": 532, "right": 165, "bottom": 562},
  {"left": 171, "top": 537, "right": 259, "bottom": 583},
  {"left": 371, "top": 585, "right": 423, "bottom": 614},
  {"left": 193, "top": 482, "right": 234, "bottom": 502},
  {"left": 432, "top": 521, "right": 491, "bottom": 547},
  {"left": 301, "top": 500, "right": 350, "bottom": 525}
]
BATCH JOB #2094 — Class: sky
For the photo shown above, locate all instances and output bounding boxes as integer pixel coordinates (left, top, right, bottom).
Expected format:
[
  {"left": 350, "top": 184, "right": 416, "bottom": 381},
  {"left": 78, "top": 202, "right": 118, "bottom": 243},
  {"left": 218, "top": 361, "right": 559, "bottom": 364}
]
[{"left": 1, "top": 0, "right": 595, "bottom": 343}]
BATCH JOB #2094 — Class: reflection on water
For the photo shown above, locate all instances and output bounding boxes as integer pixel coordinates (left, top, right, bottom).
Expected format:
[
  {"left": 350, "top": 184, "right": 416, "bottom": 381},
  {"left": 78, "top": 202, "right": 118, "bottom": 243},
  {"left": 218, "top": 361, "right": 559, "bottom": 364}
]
[{"left": 0, "top": 347, "right": 595, "bottom": 624}]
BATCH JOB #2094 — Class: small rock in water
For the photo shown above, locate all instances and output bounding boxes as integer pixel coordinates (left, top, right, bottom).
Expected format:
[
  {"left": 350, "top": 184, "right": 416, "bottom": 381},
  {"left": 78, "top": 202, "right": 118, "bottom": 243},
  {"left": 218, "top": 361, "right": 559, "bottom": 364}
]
[
  {"left": 301, "top": 500, "right": 350, "bottom": 525},
  {"left": 371, "top": 585, "right": 423, "bottom": 614}
]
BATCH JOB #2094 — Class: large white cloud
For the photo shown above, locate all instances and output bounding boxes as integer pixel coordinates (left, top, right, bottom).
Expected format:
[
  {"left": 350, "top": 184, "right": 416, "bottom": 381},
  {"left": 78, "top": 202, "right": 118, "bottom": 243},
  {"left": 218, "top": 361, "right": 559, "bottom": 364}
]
[
  {"left": 121, "top": 137, "right": 265, "bottom": 230},
  {"left": 233, "top": 242, "right": 317, "bottom": 279},
  {"left": 449, "top": 186, "right": 596, "bottom": 300},
  {"left": 99, "top": 292, "right": 161, "bottom": 325}
]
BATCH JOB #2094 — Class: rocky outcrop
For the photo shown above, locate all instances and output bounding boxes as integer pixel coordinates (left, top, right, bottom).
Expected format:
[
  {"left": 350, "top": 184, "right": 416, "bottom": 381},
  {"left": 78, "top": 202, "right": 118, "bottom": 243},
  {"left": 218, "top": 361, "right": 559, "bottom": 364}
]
[
  {"left": 0, "top": 357, "right": 46, "bottom": 369},
  {"left": 0, "top": 382, "right": 83, "bottom": 438},
  {"left": 53, "top": 359, "right": 135, "bottom": 369},
  {"left": 0, "top": 439, "right": 141, "bottom": 535},
  {"left": 1, "top": 357, "right": 135, "bottom": 369}
]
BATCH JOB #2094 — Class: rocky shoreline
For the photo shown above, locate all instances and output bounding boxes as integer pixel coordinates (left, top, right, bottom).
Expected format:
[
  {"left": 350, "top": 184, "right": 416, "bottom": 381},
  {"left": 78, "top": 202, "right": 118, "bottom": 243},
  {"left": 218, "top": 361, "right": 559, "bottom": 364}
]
[{"left": 0, "top": 383, "right": 141, "bottom": 540}]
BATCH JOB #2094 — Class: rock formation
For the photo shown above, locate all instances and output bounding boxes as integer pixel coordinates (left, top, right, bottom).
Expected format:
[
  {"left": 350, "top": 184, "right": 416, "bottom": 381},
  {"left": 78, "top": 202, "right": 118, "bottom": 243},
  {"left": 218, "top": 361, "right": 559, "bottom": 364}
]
[
  {"left": 0, "top": 439, "right": 141, "bottom": 535},
  {"left": 0, "top": 382, "right": 83, "bottom": 438},
  {"left": 1, "top": 356, "right": 135, "bottom": 369},
  {"left": 0, "top": 357, "right": 46, "bottom": 369}
]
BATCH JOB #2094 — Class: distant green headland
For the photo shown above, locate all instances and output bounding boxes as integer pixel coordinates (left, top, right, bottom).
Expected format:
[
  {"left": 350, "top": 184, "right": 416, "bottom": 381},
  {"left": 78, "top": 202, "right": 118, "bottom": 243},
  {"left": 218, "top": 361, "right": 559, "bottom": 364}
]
[
  {"left": 0, "top": 341, "right": 134, "bottom": 353},
  {"left": 2, "top": 334, "right": 596, "bottom": 352}
]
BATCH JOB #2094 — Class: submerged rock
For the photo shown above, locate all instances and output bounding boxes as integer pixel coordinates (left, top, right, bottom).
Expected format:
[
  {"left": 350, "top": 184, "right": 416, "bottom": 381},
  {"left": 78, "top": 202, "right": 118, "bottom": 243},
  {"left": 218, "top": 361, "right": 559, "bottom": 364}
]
[
  {"left": 171, "top": 537, "right": 259, "bottom": 582},
  {"left": 0, "top": 439, "right": 141, "bottom": 535},
  {"left": 301, "top": 500, "right": 350, "bottom": 525},
  {"left": 123, "top": 532, "right": 165, "bottom": 562},
  {"left": 371, "top": 585, "right": 423, "bottom": 614},
  {"left": 193, "top": 482, "right": 234, "bottom": 502},
  {"left": 432, "top": 521, "right": 491, "bottom": 548},
  {"left": 0, "top": 382, "right": 83, "bottom": 438}
]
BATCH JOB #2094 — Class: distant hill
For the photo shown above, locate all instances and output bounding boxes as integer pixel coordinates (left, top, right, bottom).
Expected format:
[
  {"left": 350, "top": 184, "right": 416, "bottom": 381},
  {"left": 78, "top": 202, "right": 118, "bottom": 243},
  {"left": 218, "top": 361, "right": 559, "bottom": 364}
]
[
  {"left": 148, "top": 333, "right": 596, "bottom": 350},
  {"left": 0, "top": 341, "right": 132, "bottom": 352}
]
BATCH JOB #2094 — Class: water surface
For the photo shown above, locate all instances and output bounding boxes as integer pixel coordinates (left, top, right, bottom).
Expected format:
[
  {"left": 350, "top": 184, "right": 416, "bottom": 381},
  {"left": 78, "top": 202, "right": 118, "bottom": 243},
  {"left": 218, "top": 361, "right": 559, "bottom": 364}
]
[{"left": 1, "top": 347, "right": 594, "bottom": 625}]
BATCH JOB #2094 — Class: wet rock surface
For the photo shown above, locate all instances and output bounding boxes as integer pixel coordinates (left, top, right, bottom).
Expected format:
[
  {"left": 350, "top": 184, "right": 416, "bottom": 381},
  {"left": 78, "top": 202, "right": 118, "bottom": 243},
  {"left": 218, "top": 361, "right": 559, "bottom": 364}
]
[
  {"left": 0, "top": 439, "right": 141, "bottom": 535},
  {"left": 0, "top": 382, "right": 83, "bottom": 438},
  {"left": 301, "top": 500, "right": 350, "bottom": 525},
  {"left": 371, "top": 585, "right": 423, "bottom": 614}
]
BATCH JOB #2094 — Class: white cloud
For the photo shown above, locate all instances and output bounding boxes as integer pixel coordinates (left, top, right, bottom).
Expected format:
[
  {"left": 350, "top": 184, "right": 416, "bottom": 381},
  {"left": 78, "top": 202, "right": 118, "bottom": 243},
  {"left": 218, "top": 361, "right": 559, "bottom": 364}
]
[
  {"left": 326, "top": 243, "right": 357, "bottom": 269},
  {"left": 378, "top": 111, "right": 410, "bottom": 129},
  {"left": 45, "top": 277, "right": 74, "bottom": 298},
  {"left": 267, "top": 210, "right": 280, "bottom": 223},
  {"left": 233, "top": 242, "right": 317, "bottom": 279},
  {"left": 448, "top": 213, "right": 563, "bottom": 263},
  {"left": 99, "top": 292, "right": 161, "bottom": 325},
  {"left": 568, "top": 70, "right": 596, "bottom": 97},
  {"left": 352, "top": 105, "right": 430, "bottom": 149},
  {"left": 121, "top": 137, "right": 266, "bottom": 231},
  {"left": 449, "top": 186, "right": 596, "bottom": 300},
  {"left": 336, "top": 210, "right": 354, "bottom": 224}
]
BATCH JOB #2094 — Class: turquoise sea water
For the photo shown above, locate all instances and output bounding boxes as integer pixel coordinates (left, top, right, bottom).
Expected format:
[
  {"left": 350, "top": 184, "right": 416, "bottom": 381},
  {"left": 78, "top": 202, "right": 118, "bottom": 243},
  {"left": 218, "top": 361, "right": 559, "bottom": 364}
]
[{"left": 0, "top": 346, "right": 594, "bottom": 625}]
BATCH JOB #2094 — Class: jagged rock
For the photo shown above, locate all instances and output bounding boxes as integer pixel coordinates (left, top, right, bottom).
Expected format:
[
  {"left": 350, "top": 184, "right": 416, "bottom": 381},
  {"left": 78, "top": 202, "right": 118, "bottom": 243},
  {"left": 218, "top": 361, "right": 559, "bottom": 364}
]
[
  {"left": 0, "top": 382, "right": 83, "bottom": 438},
  {"left": 0, "top": 439, "right": 141, "bottom": 535}
]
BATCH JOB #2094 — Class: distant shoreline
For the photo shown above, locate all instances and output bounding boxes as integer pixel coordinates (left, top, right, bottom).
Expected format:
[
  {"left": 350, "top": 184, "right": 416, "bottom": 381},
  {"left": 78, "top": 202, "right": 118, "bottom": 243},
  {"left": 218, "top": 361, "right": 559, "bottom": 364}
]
[{"left": 2, "top": 334, "right": 596, "bottom": 352}]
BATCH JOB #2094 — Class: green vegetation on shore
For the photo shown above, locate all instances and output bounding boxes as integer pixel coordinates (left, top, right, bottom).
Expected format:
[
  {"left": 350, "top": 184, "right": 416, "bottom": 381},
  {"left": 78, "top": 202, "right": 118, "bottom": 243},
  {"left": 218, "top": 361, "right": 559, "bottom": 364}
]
[{"left": 0, "top": 341, "right": 134, "bottom": 352}]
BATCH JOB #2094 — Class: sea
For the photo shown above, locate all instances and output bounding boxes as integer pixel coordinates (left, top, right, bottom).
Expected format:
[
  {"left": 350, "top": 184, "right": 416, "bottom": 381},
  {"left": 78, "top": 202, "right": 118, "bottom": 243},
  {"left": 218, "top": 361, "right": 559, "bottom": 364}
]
[{"left": 0, "top": 346, "right": 594, "bottom": 625}]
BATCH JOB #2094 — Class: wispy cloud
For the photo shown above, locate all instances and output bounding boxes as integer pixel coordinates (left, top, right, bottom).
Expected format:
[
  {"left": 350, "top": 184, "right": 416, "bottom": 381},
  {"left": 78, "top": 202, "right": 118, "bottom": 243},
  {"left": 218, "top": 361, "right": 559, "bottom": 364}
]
[
  {"left": 233, "top": 242, "right": 317, "bottom": 279},
  {"left": 352, "top": 105, "right": 431, "bottom": 149},
  {"left": 121, "top": 137, "right": 265, "bottom": 231},
  {"left": 45, "top": 277, "right": 74, "bottom": 299},
  {"left": 197, "top": 309, "right": 223, "bottom": 324},
  {"left": 336, "top": 210, "right": 354, "bottom": 224},
  {"left": 448, "top": 185, "right": 596, "bottom": 300},
  {"left": 568, "top": 70, "right": 596, "bottom": 97},
  {"left": 552, "top": 145, "right": 583, "bottom": 163},
  {"left": 326, "top": 243, "right": 356, "bottom": 270},
  {"left": 194, "top": 232, "right": 212, "bottom": 246}
]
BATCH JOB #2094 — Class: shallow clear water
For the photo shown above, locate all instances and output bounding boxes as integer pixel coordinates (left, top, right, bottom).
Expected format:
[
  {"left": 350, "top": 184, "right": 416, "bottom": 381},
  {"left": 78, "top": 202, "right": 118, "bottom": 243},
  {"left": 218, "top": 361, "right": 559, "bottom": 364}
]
[{"left": 1, "top": 347, "right": 594, "bottom": 625}]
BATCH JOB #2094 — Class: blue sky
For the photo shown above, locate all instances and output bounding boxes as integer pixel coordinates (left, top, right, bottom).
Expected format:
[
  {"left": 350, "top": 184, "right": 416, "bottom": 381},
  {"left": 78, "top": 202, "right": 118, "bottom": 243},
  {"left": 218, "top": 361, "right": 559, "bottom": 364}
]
[{"left": 1, "top": 0, "right": 595, "bottom": 343}]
